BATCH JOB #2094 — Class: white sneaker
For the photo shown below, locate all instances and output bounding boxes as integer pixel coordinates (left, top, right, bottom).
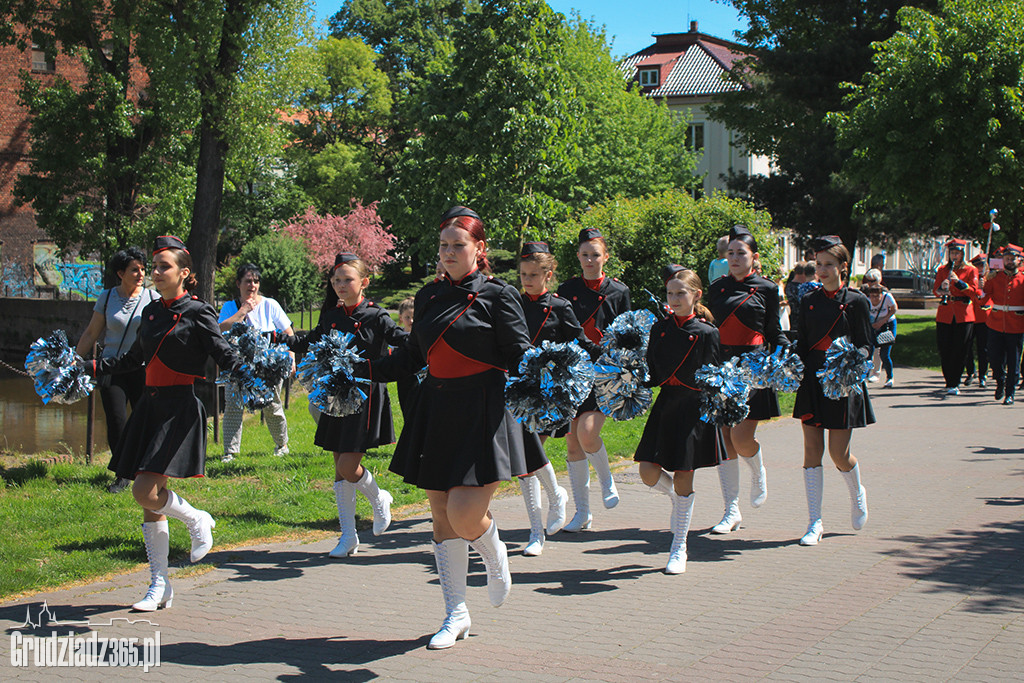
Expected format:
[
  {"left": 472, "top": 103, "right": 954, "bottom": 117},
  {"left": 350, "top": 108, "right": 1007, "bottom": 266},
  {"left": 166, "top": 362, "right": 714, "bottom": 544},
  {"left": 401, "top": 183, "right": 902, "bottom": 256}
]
[
  {"left": 867, "top": 375, "right": 880, "bottom": 383},
  {"left": 946, "top": 387, "right": 960, "bottom": 396},
  {"left": 273, "top": 445, "right": 289, "bottom": 457},
  {"left": 883, "top": 379, "right": 894, "bottom": 388},
  {"left": 222, "top": 453, "right": 236, "bottom": 462}
]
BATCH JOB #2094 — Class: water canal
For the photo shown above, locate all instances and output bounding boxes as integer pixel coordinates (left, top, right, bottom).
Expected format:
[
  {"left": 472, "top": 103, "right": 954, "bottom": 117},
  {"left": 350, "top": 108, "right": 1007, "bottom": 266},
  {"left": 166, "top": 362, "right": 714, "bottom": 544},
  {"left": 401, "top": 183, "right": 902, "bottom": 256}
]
[{"left": 0, "top": 372, "right": 107, "bottom": 455}]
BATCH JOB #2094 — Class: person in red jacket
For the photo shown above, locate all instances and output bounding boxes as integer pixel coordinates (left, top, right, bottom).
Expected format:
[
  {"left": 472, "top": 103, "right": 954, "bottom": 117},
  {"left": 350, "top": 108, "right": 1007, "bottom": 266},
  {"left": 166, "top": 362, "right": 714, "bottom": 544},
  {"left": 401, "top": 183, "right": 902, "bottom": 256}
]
[
  {"left": 981, "top": 244, "right": 1024, "bottom": 404},
  {"left": 933, "top": 239, "right": 979, "bottom": 395},
  {"left": 964, "top": 253, "right": 989, "bottom": 388}
]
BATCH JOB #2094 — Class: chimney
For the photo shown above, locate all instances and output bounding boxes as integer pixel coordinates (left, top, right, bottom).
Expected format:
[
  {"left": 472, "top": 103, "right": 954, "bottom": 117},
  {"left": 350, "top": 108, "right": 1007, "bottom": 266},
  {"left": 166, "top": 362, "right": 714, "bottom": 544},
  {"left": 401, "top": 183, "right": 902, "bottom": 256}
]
[{"left": 690, "top": 20, "right": 698, "bottom": 33}]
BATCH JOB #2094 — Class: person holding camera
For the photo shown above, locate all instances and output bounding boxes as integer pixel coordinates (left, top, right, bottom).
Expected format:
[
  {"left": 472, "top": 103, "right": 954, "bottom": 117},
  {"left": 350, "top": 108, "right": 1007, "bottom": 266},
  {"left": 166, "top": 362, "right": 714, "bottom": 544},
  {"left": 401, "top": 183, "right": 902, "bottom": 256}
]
[
  {"left": 980, "top": 244, "right": 1024, "bottom": 404},
  {"left": 933, "top": 239, "right": 979, "bottom": 396}
]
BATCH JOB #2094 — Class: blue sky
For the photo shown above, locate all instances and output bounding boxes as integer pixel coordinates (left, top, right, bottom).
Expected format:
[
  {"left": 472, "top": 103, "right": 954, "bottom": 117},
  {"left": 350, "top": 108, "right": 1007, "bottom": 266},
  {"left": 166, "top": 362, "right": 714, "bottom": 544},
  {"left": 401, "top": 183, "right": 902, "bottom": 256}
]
[{"left": 310, "top": 1, "right": 748, "bottom": 57}]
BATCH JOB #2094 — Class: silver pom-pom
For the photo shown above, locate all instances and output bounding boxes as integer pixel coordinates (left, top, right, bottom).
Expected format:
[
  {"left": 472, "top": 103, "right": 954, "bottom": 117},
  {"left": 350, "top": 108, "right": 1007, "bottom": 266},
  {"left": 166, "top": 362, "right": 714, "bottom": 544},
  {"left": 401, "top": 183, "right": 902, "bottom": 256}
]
[
  {"left": 25, "top": 330, "right": 96, "bottom": 404},
  {"left": 506, "top": 341, "right": 595, "bottom": 433},
  {"left": 591, "top": 310, "right": 657, "bottom": 421},
  {"left": 740, "top": 345, "right": 805, "bottom": 392},
  {"left": 295, "top": 330, "right": 371, "bottom": 417},
  {"left": 223, "top": 323, "right": 292, "bottom": 385},
  {"left": 217, "top": 364, "right": 275, "bottom": 411},
  {"left": 695, "top": 357, "right": 750, "bottom": 427},
  {"left": 816, "top": 336, "right": 872, "bottom": 399}
]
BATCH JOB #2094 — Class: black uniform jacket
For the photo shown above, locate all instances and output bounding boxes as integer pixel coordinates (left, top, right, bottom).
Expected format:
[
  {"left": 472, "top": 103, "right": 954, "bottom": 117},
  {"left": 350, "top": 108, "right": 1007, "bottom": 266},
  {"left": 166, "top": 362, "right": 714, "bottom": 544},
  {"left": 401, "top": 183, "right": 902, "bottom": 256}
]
[
  {"left": 647, "top": 315, "right": 721, "bottom": 389},
  {"left": 521, "top": 290, "right": 585, "bottom": 346},
  {"left": 369, "top": 269, "right": 531, "bottom": 382},
  {"left": 293, "top": 298, "right": 408, "bottom": 361},
  {"left": 557, "top": 276, "right": 631, "bottom": 345},
  {"left": 96, "top": 294, "right": 243, "bottom": 379},
  {"left": 796, "top": 286, "right": 874, "bottom": 362},
  {"left": 708, "top": 273, "right": 787, "bottom": 354}
]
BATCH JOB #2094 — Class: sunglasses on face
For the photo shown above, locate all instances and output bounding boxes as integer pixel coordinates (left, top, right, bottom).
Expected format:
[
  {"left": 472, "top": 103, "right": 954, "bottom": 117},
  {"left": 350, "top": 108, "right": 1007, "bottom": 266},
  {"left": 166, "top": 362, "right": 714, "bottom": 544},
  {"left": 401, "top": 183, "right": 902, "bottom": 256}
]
[{"left": 863, "top": 288, "right": 882, "bottom": 294}]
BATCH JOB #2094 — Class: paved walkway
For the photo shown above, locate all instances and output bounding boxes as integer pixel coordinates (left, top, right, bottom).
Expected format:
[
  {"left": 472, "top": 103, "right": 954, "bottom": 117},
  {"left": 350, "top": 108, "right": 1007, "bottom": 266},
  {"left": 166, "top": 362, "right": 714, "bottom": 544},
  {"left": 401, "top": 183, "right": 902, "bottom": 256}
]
[{"left": 2, "top": 367, "right": 1022, "bottom": 681}]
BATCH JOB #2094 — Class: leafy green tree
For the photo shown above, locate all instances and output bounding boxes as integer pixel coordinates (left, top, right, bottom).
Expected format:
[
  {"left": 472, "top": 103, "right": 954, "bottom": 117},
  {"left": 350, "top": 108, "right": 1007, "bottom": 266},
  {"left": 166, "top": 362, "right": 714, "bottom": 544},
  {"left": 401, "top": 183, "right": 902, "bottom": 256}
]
[
  {"left": 385, "top": 0, "right": 697, "bottom": 266},
  {"left": 711, "top": 0, "right": 937, "bottom": 249},
  {"left": 291, "top": 142, "right": 386, "bottom": 214},
  {"left": 552, "top": 190, "right": 776, "bottom": 305},
  {"left": 830, "top": 0, "right": 1024, "bottom": 244},
  {"left": 3, "top": 0, "right": 193, "bottom": 261}
]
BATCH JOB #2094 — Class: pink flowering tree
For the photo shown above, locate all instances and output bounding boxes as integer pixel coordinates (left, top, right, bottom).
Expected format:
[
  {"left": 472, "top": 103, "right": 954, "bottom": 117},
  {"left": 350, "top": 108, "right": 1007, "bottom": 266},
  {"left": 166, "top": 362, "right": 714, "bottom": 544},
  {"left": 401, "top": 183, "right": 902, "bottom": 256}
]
[{"left": 279, "top": 201, "right": 397, "bottom": 273}]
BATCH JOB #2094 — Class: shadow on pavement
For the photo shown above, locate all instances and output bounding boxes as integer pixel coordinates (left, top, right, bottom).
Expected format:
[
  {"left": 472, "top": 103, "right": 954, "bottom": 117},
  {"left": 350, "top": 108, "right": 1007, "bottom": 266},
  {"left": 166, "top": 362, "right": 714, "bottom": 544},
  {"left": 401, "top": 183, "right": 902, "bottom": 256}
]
[
  {"left": 514, "top": 563, "right": 659, "bottom": 595},
  {"left": 160, "top": 635, "right": 423, "bottom": 680},
  {"left": 882, "top": 519, "right": 1024, "bottom": 613},
  {"left": 2, "top": 601, "right": 131, "bottom": 636}
]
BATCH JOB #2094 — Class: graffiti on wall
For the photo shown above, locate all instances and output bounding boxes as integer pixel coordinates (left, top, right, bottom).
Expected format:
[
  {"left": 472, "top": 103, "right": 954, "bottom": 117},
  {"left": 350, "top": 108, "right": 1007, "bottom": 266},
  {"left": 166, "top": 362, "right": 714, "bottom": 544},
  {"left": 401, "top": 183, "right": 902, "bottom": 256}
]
[
  {"left": 56, "top": 263, "right": 103, "bottom": 299},
  {"left": 0, "top": 243, "right": 104, "bottom": 299},
  {"left": 1, "top": 262, "right": 36, "bottom": 297}
]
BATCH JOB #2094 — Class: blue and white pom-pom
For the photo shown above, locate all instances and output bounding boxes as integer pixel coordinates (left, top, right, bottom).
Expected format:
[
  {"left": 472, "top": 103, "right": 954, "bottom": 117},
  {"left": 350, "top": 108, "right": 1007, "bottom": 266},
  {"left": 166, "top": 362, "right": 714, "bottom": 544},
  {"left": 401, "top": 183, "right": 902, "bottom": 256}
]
[
  {"left": 593, "top": 348, "right": 653, "bottom": 421},
  {"left": 295, "top": 330, "right": 371, "bottom": 417},
  {"left": 695, "top": 357, "right": 750, "bottom": 427},
  {"left": 817, "top": 336, "right": 872, "bottom": 400},
  {"left": 25, "top": 330, "right": 96, "bottom": 404},
  {"left": 740, "top": 345, "right": 805, "bottom": 392},
  {"left": 217, "top": 364, "right": 275, "bottom": 411},
  {"left": 506, "top": 341, "right": 595, "bottom": 433},
  {"left": 591, "top": 310, "right": 657, "bottom": 421},
  {"left": 223, "top": 323, "right": 292, "bottom": 385}
]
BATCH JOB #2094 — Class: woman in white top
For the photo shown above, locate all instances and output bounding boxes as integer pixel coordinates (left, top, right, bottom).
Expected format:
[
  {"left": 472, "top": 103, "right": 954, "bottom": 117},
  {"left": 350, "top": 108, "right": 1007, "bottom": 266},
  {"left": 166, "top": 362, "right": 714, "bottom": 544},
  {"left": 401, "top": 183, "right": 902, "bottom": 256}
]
[
  {"left": 217, "top": 263, "right": 294, "bottom": 459},
  {"left": 77, "top": 247, "right": 160, "bottom": 493},
  {"left": 862, "top": 269, "right": 898, "bottom": 387}
]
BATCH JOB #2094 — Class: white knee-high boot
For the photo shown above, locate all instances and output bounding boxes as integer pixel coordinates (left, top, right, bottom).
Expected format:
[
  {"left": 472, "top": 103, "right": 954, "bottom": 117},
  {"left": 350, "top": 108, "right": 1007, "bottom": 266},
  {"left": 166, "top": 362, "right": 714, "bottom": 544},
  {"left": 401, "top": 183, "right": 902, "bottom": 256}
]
[
  {"left": 428, "top": 538, "right": 471, "bottom": 649},
  {"left": 132, "top": 521, "right": 173, "bottom": 611},
  {"left": 585, "top": 442, "right": 619, "bottom": 509},
  {"left": 519, "top": 476, "right": 545, "bottom": 556},
  {"left": 563, "top": 459, "right": 592, "bottom": 532},
  {"left": 469, "top": 519, "right": 511, "bottom": 607},
  {"left": 840, "top": 463, "right": 868, "bottom": 530},
  {"left": 711, "top": 458, "right": 742, "bottom": 534},
  {"left": 354, "top": 468, "right": 393, "bottom": 536},
  {"left": 329, "top": 480, "right": 359, "bottom": 557},
  {"left": 650, "top": 470, "right": 673, "bottom": 496},
  {"left": 533, "top": 463, "right": 568, "bottom": 534},
  {"left": 741, "top": 447, "right": 768, "bottom": 507},
  {"left": 156, "top": 490, "right": 215, "bottom": 562},
  {"left": 800, "top": 466, "right": 824, "bottom": 545},
  {"left": 666, "top": 493, "right": 694, "bottom": 574}
]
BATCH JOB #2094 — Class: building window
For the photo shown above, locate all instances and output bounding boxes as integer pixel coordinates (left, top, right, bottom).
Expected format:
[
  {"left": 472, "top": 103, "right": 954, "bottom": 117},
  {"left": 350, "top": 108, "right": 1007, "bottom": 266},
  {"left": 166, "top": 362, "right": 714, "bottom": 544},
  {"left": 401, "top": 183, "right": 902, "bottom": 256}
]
[
  {"left": 687, "top": 123, "right": 705, "bottom": 151},
  {"left": 639, "top": 68, "right": 659, "bottom": 87},
  {"left": 31, "top": 43, "right": 55, "bottom": 73}
]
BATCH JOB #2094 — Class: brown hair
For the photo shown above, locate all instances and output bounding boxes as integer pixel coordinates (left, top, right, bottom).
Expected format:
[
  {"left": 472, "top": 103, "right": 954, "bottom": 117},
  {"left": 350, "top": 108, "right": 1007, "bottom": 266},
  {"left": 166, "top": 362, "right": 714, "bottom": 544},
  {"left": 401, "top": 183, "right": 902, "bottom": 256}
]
[
  {"left": 818, "top": 244, "right": 851, "bottom": 279},
  {"left": 578, "top": 236, "right": 609, "bottom": 256},
  {"left": 323, "top": 256, "right": 370, "bottom": 311},
  {"left": 441, "top": 215, "right": 490, "bottom": 273},
  {"left": 668, "top": 269, "right": 714, "bottom": 323},
  {"left": 168, "top": 248, "right": 198, "bottom": 292},
  {"left": 397, "top": 297, "right": 415, "bottom": 315},
  {"left": 521, "top": 252, "right": 558, "bottom": 273}
]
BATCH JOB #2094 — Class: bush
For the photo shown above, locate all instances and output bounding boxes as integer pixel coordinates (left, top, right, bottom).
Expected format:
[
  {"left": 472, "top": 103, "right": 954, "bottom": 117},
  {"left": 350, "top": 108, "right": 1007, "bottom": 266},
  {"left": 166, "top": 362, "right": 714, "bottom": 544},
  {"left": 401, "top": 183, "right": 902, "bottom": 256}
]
[{"left": 551, "top": 191, "right": 776, "bottom": 309}]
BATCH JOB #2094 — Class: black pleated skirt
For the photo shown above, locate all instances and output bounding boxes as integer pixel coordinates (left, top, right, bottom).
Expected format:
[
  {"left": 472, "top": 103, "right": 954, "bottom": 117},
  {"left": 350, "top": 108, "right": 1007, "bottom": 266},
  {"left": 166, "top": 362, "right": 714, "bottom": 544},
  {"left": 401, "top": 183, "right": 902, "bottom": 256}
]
[
  {"left": 521, "top": 427, "right": 550, "bottom": 473},
  {"left": 389, "top": 370, "right": 528, "bottom": 490},
  {"left": 314, "top": 382, "right": 395, "bottom": 453},
  {"left": 793, "top": 355, "right": 876, "bottom": 429},
  {"left": 634, "top": 386, "right": 724, "bottom": 471},
  {"left": 110, "top": 385, "right": 207, "bottom": 479}
]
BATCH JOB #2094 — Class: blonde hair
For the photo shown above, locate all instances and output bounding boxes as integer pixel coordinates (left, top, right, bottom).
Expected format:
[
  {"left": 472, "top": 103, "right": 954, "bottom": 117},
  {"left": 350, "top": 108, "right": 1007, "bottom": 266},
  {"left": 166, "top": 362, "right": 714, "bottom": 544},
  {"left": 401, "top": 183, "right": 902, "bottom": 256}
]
[
  {"left": 668, "top": 269, "right": 714, "bottom": 323},
  {"left": 521, "top": 252, "right": 558, "bottom": 273}
]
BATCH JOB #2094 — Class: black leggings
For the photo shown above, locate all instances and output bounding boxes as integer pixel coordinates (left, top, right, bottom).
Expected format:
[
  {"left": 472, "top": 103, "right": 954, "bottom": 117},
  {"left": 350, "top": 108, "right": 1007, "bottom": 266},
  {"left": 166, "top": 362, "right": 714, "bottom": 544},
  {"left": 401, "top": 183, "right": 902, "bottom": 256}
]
[
  {"left": 99, "top": 369, "right": 145, "bottom": 452},
  {"left": 964, "top": 323, "right": 988, "bottom": 378},
  {"left": 936, "top": 320, "right": 974, "bottom": 388}
]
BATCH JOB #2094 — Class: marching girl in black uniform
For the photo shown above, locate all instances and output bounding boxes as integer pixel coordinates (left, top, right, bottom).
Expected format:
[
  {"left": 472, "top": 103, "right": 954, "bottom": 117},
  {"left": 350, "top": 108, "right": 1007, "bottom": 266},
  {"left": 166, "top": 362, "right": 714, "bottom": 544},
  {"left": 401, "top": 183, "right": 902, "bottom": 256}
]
[
  {"left": 793, "top": 235, "right": 872, "bottom": 546},
  {"left": 291, "top": 254, "right": 407, "bottom": 558},
  {"left": 515, "top": 241, "right": 578, "bottom": 555},
  {"left": 556, "top": 228, "right": 631, "bottom": 531},
  {"left": 359, "top": 207, "right": 531, "bottom": 649},
  {"left": 636, "top": 269, "right": 725, "bottom": 574},
  {"left": 706, "top": 225, "right": 786, "bottom": 534},
  {"left": 88, "top": 236, "right": 248, "bottom": 611}
]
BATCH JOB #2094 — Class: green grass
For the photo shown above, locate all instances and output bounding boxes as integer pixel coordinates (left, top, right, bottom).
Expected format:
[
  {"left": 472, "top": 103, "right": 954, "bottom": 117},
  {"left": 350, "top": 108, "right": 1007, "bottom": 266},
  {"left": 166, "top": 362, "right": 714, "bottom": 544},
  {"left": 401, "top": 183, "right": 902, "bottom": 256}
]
[{"left": 890, "top": 316, "right": 940, "bottom": 371}]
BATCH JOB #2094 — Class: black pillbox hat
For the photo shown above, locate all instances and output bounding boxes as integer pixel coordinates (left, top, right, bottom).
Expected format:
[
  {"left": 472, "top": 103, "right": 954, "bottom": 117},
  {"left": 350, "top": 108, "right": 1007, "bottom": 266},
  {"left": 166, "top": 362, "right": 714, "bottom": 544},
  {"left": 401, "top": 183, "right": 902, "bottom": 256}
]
[
  {"left": 809, "top": 235, "right": 843, "bottom": 253},
  {"left": 520, "top": 241, "right": 551, "bottom": 258},
  {"left": 440, "top": 206, "right": 480, "bottom": 225},
  {"left": 578, "top": 227, "right": 603, "bottom": 244}
]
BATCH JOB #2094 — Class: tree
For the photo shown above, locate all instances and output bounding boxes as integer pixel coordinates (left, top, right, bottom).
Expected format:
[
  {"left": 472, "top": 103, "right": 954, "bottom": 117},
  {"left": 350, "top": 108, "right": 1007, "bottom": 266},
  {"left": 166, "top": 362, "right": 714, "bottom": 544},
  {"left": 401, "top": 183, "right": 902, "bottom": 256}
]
[
  {"left": 829, "top": 0, "right": 1024, "bottom": 245},
  {"left": 552, "top": 190, "right": 777, "bottom": 303},
  {"left": 384, "top": 0, "right": 697, "bottom": 265},
  {"left": 280, "top": 202, "right": 397, "bottom": 273},
  {"left": 710, "top": 0, "right": 938, "bottom": 249},
  {"left": 3, "top": 0, "right": 193, "bottom": 261}
]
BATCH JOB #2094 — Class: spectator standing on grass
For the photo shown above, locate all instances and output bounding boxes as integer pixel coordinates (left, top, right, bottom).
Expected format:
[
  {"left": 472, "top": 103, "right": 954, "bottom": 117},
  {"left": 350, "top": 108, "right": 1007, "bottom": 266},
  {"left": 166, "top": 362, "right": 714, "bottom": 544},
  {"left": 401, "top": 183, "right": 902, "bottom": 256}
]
[
  {"left": 77, "top": 247, "right": 160, "bottom": 494},
  {"left": 862, "top": 269, "right": 897, "bottom": 387},
  {"left": 217, "top": 263, "right": 294, "bottom": 460}
]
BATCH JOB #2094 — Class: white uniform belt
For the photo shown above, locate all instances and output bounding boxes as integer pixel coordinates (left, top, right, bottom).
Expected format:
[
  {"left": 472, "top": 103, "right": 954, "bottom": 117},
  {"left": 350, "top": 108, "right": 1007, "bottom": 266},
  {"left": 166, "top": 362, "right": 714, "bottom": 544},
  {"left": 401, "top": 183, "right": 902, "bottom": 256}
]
[{"left": 991, "top": 304, "right": 1024, "bottom": 312}]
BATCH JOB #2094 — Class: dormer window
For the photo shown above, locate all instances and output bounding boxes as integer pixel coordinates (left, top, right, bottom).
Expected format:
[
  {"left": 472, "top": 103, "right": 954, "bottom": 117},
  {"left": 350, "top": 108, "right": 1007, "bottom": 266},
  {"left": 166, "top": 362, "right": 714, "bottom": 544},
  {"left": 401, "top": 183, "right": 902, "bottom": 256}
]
[{"left": 639, "top": 68, "right": 659, "bottom": 87}]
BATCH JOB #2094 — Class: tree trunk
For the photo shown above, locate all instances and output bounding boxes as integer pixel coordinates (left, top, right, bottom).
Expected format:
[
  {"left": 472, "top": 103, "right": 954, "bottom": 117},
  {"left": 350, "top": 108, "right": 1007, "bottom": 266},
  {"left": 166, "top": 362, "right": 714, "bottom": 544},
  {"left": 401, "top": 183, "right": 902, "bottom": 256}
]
[{"left": 188, "top": 119, "right": 228, "bottom": 302}]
